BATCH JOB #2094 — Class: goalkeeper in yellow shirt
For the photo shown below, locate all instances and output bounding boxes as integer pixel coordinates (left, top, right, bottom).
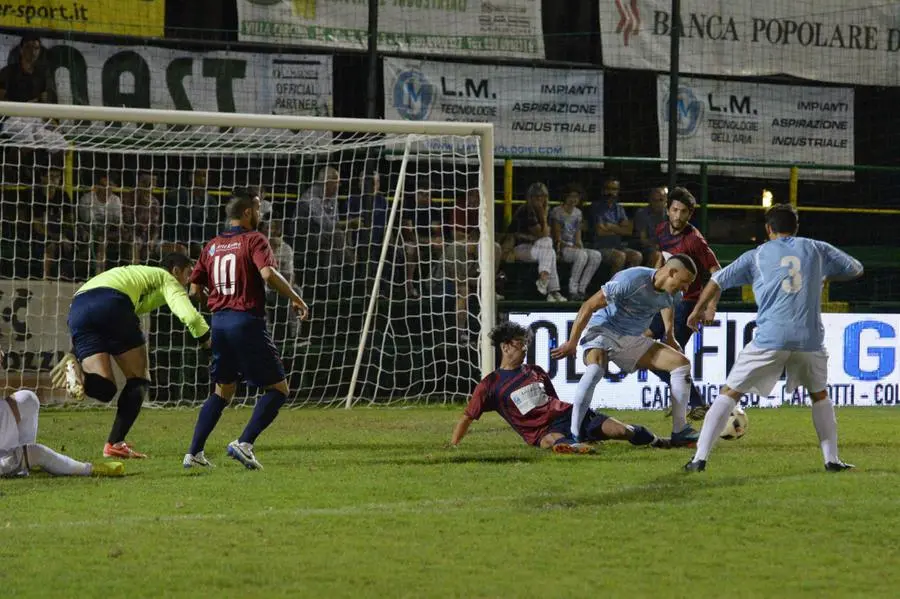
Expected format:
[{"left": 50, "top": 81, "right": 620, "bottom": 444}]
[{"left": 53, "top": 253, "right": 210, "bottom": 459}]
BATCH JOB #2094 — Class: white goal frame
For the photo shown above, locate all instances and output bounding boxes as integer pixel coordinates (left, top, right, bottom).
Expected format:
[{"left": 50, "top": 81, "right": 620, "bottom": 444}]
[{"left": 0, "top": 101, "right": 496, "bottom": 404}]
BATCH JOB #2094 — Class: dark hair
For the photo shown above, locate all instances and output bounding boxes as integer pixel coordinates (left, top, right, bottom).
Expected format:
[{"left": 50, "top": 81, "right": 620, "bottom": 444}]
[
  {"left": 227, "top": 188, "right": 258, "bottom": 219},
  {"left": 162, "top": 252, "right": 192, "bottom": 272},
  {"left": 667, "top": 253, "right": 698, "bottom": 276},
  {"left": 489, "top": 321, "right": 532, "bottom": 348},
  {"left": 563, "top": 182, "right": 585, "bottom": 200},
  {"left": 765, "top": 203, "right": 799, "bottom": 235},
  {"left": 20, "top": 34, "right": 41, "bottom": 47},
  {"left": 667, "top": 187, "right": 696, "bottom": 211}
]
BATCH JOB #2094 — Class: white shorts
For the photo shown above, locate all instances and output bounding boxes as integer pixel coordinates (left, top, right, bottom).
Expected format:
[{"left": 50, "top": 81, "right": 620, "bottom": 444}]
[
  {"left": 580, "top": 327, "right": 656, "bottom": 373},
  {"left": 725, "top": 341, "right": 828, "bottom": 396}
]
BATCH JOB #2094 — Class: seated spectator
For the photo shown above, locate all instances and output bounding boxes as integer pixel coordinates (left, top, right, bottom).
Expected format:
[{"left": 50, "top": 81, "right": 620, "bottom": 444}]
[
  {"left": 632, "top": 186, "right": 668, "bottom": 266},
  {"left": 401, "top": 176, "right": 445, "bottom": 299},
  {"left": 125, "top": 172, "right": 186, "bottom": 263},
  {"left": 550, "top": 183, "right": 602, "bottom": 300},
  {"left": 31, "top": 167, "right": 87, "bottom": 280},
  {"left": 511, "top": 182, "right": 566, "bottom": 302},
  {"left": 589, "top": 176, "right": 642, "bottom": 274},
  {"left": 78, "top": 173, "right": 123, "bottom": 274}
]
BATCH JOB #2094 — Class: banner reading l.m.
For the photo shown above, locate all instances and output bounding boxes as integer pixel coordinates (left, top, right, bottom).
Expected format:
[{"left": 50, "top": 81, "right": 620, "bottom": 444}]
[
  {"left": 0, "top": 0, "right": 164, "bottom": 38},
  {"left": 238, "top": 0, "right": 544, "bottom": 60},
  {"left": 600, "top": 0, "right": 900, "bottom": 86},
  {"left": 657, "top": 75, "right": 855, "bottom": 180}
]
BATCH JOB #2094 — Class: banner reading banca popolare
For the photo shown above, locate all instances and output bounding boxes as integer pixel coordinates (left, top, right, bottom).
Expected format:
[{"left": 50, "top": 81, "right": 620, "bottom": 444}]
[
  {"left": 1, "top": 34, "right": 333, "bottom": 117},
  {"left": 385, "top": 57, "right": 603, "bottom": 164},
  {"left": 600, "top": 0, "right": 900, "bottom": 86},
  {"left": 658, "top": 75, "right": 854, "bottom": 180},
  {"left": 509, "top": 311, "right": 900, "bottom": 410},
  {"left": 238, "top": 0, "right": 544, "bottom": 60}
]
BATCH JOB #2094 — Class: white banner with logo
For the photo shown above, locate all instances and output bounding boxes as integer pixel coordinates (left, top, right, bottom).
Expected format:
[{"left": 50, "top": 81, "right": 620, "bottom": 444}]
[
  {"left": 238, "top": 0, "right": 544, "bottom": 60},
  {"left": 658, "top": 76, "right": 854, "bottom": 180},
  {"left": 1, "top": 34, "right": 332, "bottom": 116},
  {"left": 0, "top": 280, "right": 75, "bottom": 373},
  {"left": 385, "top": 57, "right": 603, "bottom": 164},
  {"left": 509, "top": 311, "right": 900, "bottom": 409},
  {"left": 600, "top": 0, "right": 900, "bottom": 86}
]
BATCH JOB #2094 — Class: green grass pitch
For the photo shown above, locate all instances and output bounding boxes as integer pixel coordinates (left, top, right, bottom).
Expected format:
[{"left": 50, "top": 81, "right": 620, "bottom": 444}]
[{"left": 4, "top": 406, "right": 900, "bottom": 598}]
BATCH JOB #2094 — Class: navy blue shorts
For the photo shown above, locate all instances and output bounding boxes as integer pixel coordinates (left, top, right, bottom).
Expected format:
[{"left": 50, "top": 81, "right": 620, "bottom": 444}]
[
  {"left": 67, "top": 288, "right": 145, "bottom": 361},
  {"left": 210, "top": 310, "right": 285, "bottom": 388},
  {"left": 548, "top": 408, "right": 611, "bottom": 442}
]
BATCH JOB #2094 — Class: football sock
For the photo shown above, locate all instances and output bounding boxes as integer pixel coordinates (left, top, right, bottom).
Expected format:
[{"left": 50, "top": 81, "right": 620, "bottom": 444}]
[
  {"left": 693, "top": 395, "right": 737, "bottom": 462},
  {"left": 811, "top": 398, "right": 840, "bottom": 464},
  {"left": 239, "top": 389, "right": 287, "bottom": 445},
  {"left": 24, "top": 443, "right": 92, "bottom": 476},
  {"left": 189, "top": 393, "right": 228, "bottom": 455},
  {"left": 652, "top": 368, "right": 705, "bottom": 408},
  {"left": 627, "top": 424, "right": 656, "bottom": 446},
  {"left": 669, "top": 365, "right": 692, "bottom": 433},
  {"left": 571, "top": 363, "right": 605, "bottom": 440},
  {"left": 108, "top": 378, "right": 149, "bottom": 444}
]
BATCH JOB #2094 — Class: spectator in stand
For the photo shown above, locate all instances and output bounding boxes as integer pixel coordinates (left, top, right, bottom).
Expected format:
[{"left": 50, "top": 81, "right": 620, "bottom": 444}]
[
  {"left": 296, "top": 166, "right": 352, "bottom": 295},
  {"left": 346, "top": 169, "right": 388, "bottom": 253},
  {"left": 453, "top": 188, "right": 503, "bottom": 284},
  {"left": 589, "top": 177, "right": 642, "bottom": 274},
  {"left": 167, "top": 167, "right": 221, "bottom": 258},
  {"left": 632, "top": 186, "right": 668, "bottom": 266},
  {"left": 261, "top": 217, "right": 299, "bottom": 340},
  {"left": 550, "top": 183, "right": 602, "bottom": 300},
  {"left": 31, "top": 167, "right": 86, "bottom": 280},
  {"left": 401, "top": 176, "right": 445, "bottom": 299},
  {"left": 78, "top": 173, "right": 123, "bottom": 274},
  {"left": 512, "top": 182, "right": 566, "bottom": 302},
  {"left": 126, "top": 172, "right": 186, "bottom": 264}
]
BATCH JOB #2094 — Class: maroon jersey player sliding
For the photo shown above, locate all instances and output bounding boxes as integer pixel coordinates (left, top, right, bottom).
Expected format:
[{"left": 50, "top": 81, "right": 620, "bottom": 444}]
[
  {"left": 183, "top": 188, "right": 309, "bottom": 470},
  {"left": 450, "top": 322, "right": 669, "bottom": 453}
]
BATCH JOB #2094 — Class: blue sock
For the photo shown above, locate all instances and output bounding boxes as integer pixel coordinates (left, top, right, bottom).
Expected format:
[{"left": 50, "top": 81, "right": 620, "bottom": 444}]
[
  {"left": 189, "top": 394, "right": 228, "bottom": 455},
  {"left": 239, "top": 390, "right": 287, "bottom": 445},
  {"left": 652, "top": 369, "right": 705, "bottom": 408}
]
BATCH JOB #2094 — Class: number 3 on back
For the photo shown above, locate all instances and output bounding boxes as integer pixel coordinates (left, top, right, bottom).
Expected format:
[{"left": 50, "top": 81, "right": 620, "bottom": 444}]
[{"left": 780, "top": 255, "right": 802, "bottom": 293}]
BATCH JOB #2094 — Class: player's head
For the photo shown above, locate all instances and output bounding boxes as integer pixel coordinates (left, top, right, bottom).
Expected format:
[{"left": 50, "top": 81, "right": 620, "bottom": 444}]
[
  {"left": 163, "top": 252, "right": 193, "bottom": 286},
  {"left": 667, "top": 187, "right": 696, "bottom": 231},
  {"left": 658, "top": 253, "right": 697, "bottom": 294},
  {"left": 227, "top": 187, "right": 262, "bottom": 229},
  {"left": 490, "top": 322, "right": 532, "bottom": 365},
  {"left": 563, "top": 182, "right": 584, "bottom": 208},
  {"left": 765, "top": 203, "right": 799, "bottom": 238},
  {"left": 648, "top": 186, "right": 667, "bottom": 213}
]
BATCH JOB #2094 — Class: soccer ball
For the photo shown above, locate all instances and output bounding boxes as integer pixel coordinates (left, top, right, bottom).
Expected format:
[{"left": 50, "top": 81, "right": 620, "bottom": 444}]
[{"left": 719, "top": 407, "right": 748, "bottom": 440}]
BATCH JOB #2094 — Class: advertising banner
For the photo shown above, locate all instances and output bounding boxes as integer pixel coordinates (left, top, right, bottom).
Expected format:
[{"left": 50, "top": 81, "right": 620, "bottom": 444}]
[
  {"left": 658, "top": 76, "right": 854, "bottom": 180},
  {"left": 238, "top": 0, "right": 544, "bottom": 60},
  {"left": 600, "top": 0, "right": 900, "bottom": 86},
  {"left": 509, "top": 311, "right": 900, "bottom": 409},
  {"left": 385, "top": 57, "right": 602, "bottom": 164},
  {"left": 0, "top": 0, "right": 165, "bottom": 38}
]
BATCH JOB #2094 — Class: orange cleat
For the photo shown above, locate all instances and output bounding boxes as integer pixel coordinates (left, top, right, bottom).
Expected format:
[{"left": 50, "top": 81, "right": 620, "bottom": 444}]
[{"left": 103, "top": 441, "right": 147, "bottom": 459}]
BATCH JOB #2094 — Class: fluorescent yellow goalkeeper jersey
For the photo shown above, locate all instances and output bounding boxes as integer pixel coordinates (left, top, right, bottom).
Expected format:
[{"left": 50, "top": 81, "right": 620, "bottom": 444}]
[{"left": 76, "top": 265, "right": 210, "bottom": 339}]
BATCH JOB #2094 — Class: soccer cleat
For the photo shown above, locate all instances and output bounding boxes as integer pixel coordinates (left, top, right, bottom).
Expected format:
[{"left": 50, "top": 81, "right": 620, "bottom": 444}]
[
  {"left": 552, "top": 440, "right": 596, "bottom": 455},
  {"left": 688, "top": 405, "right": 710, "bottom": 421},
  {"left": 650, "top": 436, "right": 672, "bottom": 449},
  {"left": 183, "top": 451, "right": 214, "bottom": 469},
  {"left": 825, "top": 461, "right": 855, "bottom": 472},
  {"left": 92, "top": 461, "right": 125, "bottom": 477},
  {"left": 227, "top": 440, "right": 263, "bottom": 470},
  {"left": 670, "top": 426, "right": 700, "bottom": 448},
  {"left": 103, "top": 441, "right": 147, "bottom": 459},
  {"left": 683, "top": 458, "right": 707, "bottom": 472}
]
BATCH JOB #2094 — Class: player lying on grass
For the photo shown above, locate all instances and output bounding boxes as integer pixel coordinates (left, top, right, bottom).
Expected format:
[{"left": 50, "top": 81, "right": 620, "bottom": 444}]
[
  {"left": 183, "top": 189, "right": 309, "bottom": 470},
  {"left": 52, "top": 253, "right": 210, "bottom": 459},
  {"left": 1, "top": 386, "right": 124, "bottom": 478},
  {"left": 550, "top": 255, "right": 701, "bottom": 447},
  {"left": 450, "top": 322, "right": 669, "bottom": 453},
  {"left": 684, "top": 204, "right": 863, "bottom": 473}
]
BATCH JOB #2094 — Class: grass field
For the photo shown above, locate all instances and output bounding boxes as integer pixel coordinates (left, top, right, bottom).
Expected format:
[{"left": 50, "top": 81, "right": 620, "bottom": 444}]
[{"left": 4, "top": 405, "right": 900, "bottom": 598}]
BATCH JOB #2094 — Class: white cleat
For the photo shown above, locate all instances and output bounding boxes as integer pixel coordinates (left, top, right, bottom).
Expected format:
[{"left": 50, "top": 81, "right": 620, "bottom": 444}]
[
  {"left": 183, "top": 451, "right": 214, "bottom": 469},
  {"left": 226, "top": 440, "right": 263, "bottom": 470}
]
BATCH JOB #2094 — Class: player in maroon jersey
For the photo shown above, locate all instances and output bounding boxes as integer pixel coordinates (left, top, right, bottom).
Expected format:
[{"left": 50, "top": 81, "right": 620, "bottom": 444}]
[
  {"left": 183, "top": 188, "right": 309, "bottom": 470},
  {"left": 649, "top": 187, "right": 721, "bottom": 420},
  {"left": 450, "top": 322, "right": 669, "bottom": 453}
]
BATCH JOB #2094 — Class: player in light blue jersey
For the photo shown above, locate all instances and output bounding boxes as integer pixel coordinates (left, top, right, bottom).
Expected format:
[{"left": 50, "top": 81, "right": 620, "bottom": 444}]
[
  {"left": 684, "top": 204, "right": 863, "bottom": 473},
  {"left": 551, "top": 254, "right": 700, "bottom": 446}
]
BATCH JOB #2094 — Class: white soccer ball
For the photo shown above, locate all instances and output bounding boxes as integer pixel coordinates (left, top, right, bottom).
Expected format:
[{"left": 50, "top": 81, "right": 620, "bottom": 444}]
[{"left": 719, "top": 406, "right": 748, "bottom": 440}]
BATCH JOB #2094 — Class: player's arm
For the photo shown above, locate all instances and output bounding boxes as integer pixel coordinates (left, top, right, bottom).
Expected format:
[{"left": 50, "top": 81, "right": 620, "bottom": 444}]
[
  {"left": 550, "top": 288, "right": 610, "bottom": 359},
  {"left": 260, "top": 266, "right": 309, "bottom": 320},
  {"left": 451, "top": 381, "right": 489, "bottom": 446},
  {"left": 450, "top": 414, "right": 474, "bottom": 447},
  {"left": 687, "top": 252, "right": 754, "bottom": 330},
  {"left": 819, "top": 241, "right": 864, "bottom": 282},
  {"left": 660, "top": 306, "right": 681, "bottom": 352},
  {"left": 161, "top": 278, "right": 211, "bottom": 346}
]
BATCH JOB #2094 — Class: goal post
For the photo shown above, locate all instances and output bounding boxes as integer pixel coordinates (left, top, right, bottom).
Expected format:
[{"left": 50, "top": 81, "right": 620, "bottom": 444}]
[{"left": 0, "top": 101, "right": 495, "bottom": 407}]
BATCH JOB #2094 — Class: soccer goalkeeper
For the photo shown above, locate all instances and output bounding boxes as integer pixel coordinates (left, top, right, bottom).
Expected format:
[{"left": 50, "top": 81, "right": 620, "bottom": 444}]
[{"left": 53, "top": 253, "right": 210, "bottom": 459}]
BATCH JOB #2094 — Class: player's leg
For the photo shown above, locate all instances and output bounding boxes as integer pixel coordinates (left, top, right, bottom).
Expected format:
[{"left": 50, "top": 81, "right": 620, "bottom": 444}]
[
  {"left": 20, "top": 443, "right": 123, "bottom": 476},
  {"left": 12, "top": 390, "right": 40, "bottom": 445},
  {"left": 634, "top": 342, "right": 696, "bottom": 442},
  {"left": 648, "top": 303, "right": 706, "bottom": 418},
  {"left": 685, "top": 344, "right": 787, "bottom": 472},
  {"left": 568, "top": 347, "right": 607, "bottom": 441},
  {"left": 786, "top": 350, "right": 851, "bottom": 471},
  {"left": 582, "top": 411, "right": 667, "bottom": 447},
  {"left": 106, "top": 344, "right": 151, "bottom": 458}
]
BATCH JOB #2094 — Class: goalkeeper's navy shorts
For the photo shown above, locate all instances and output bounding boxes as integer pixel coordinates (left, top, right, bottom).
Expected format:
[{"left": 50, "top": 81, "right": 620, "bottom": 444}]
[
  {"left": 68, "top": 288, "right": 145, "bottom": 361},
  {"left": 209, "top": 309, "right": 285, "bottom": 388}
]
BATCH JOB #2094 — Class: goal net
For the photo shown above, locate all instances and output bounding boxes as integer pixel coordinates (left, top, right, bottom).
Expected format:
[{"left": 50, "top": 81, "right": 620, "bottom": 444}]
[{"left": 0, "top": 103, "right": 495, "bottom": 408}]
